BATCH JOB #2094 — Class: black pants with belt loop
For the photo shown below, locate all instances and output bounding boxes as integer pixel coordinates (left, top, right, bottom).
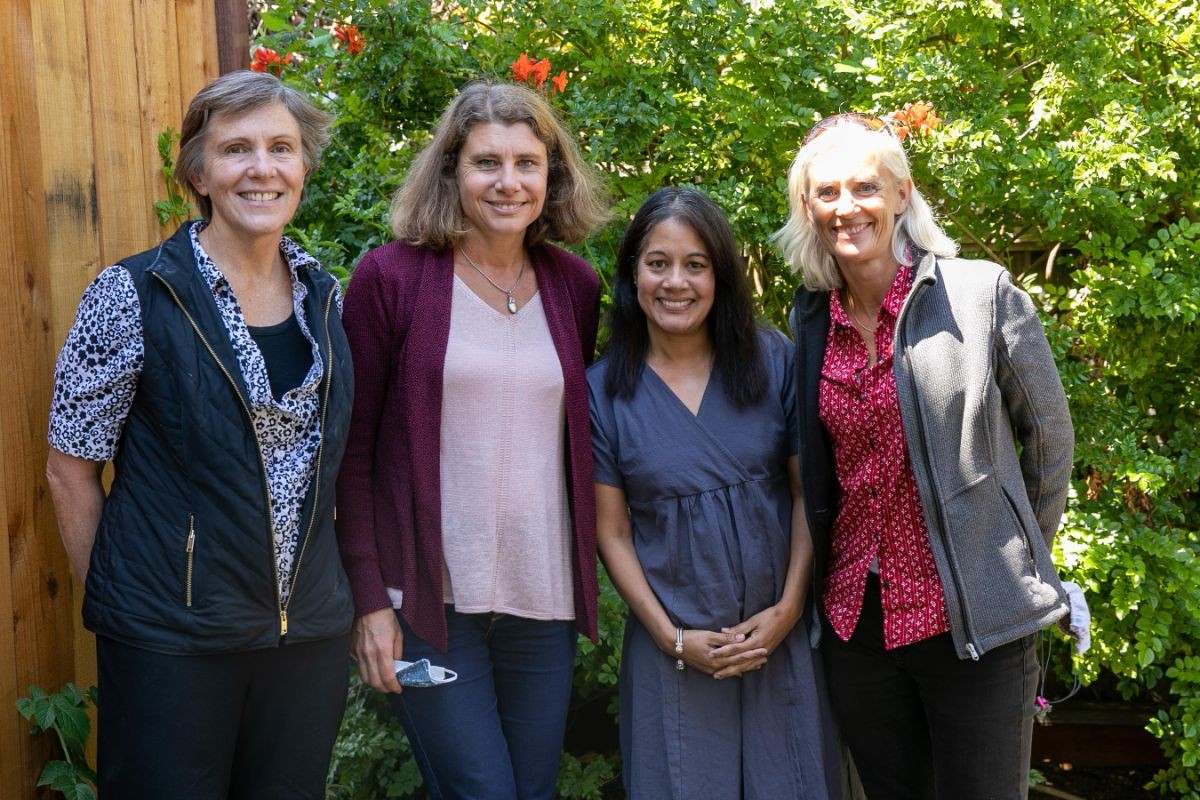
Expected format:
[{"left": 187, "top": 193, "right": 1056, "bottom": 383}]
[
  {"left": 821, "top": 573, "right": 1039, "bottom": 800},
  {"left": 96, "top": 632, "right": 351, "bottom": 800}
]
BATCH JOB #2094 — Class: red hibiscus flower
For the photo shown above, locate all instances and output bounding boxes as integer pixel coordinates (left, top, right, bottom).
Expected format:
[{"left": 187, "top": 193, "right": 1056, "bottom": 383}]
[
  {"left": 251, "top": 47, "right": 293, "bottom": 76},
  {"left": 531, "top": 57, "right": 551, "bottom": 88},
  {"left": 511, "top": 53, "right": 535, "bottom": 82},
  {"left": 334, "top": 23, "right": 365, "bottom": 55}
]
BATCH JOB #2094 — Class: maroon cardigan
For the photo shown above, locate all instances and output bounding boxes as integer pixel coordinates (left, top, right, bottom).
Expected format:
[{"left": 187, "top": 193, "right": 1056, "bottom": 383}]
[{"left": 336, "top": 240, "right": 601, "bottom": 650}]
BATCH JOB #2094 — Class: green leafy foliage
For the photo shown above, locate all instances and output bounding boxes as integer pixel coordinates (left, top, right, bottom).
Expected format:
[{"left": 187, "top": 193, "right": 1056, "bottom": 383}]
[
  {"left": 16, "top": 684, "right": 98, "bottom": 800},
  {"left": 326, "top": 669, "right": 423, "bottom": 799},
  {"left": 251, "top": 0, "right": 1200, "bottom": 795},
  {"left": 154, "top": 128, "right": 195, "bottom": 230}
]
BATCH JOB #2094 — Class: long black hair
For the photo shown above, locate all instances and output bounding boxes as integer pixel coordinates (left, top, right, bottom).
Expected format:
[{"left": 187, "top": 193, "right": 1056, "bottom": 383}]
[{"left": 603, "top": 187, "right": 766, "bottom": 407}]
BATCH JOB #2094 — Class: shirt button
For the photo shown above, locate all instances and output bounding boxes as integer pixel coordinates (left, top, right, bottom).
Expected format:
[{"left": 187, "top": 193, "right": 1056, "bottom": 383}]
[{"left": 870, "top": 488, "right": 878, "bottom": 498}]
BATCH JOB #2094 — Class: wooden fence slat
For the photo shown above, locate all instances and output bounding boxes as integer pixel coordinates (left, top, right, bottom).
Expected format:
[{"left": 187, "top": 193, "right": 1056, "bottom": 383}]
[
  {"left": 85, "top": 0, "right": 158, "bottom": 264},
  {"left": 1, "top": 1, "right": 75, "bottom": 796},
  {"left": 176, "top": 0, "right": 221, "bottom": 116},
  {"left": 134, "top": 0, "right": 183, "bottom": 240},
  {"left": 215, "top": 0, "right": 249, "bottom": 74},
  {"left": 30, "top": 0, "right": 106, "bottom": 770},
  {"left": 33, "top": 0, "right": 102, "bottom": 359}
]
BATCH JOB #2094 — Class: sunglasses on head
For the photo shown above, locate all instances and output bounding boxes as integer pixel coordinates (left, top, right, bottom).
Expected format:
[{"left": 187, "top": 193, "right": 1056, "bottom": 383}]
[{"left": 801, "top": 112, "right": 901, "bottom": 146}]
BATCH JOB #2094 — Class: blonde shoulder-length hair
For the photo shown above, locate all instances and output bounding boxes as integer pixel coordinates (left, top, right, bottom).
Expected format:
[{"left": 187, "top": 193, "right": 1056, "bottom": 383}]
[
  {"left": 389, "top": 81, "right": 608, "bottom": 249},
  {"left": 773, "top": 122, "right": 957, "bottom": 291}
]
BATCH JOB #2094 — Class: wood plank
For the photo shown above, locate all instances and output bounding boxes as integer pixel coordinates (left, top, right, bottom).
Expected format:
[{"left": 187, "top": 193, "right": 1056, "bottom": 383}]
[
  {"left": 133, "top": 0, "right": 184, "bottom": 238},
  {"left": 30, "top": 0, "right": 105, "bottom": 771},
  {"left": 0, "top": 1, "right": 76, "bottom": 797},
  {"left": 32, "top": 0, "right": 102, "bottom": 353},
  {"left": 215, "top": 0, "right": 249, "bottom": 74},
  {"left": 175, "top": 0, "right": 221, "bottom": 118},
  {"left": 85, "top": 0, "right": 159, "bottom": 264}
]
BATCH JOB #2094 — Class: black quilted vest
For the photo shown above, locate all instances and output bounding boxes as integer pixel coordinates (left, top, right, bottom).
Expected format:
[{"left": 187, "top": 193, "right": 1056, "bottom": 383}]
[{"left": 82, "top": 223, "right": 354, "bottom": 654}]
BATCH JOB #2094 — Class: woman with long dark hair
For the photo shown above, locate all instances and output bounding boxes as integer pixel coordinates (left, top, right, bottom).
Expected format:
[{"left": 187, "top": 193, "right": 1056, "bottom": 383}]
[{"left": 590, "top": 188, "right": 841, "bottom": 798}]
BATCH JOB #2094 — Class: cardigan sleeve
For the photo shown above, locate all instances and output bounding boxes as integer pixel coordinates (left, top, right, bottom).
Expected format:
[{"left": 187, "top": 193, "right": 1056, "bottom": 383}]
[
  {"left": 556, "top": 248, "right": 601, "bottom": 364},
  {"left": 993, "top": 272, "right": 1074, "bottom": 547},
  {"left": 336, "top": 249, "right": 398, "bottom": 616}
]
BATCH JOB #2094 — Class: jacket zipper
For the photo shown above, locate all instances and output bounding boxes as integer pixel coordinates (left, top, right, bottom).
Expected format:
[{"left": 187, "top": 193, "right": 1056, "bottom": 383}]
[
  {"left": 282, "top": 286, "right": 337, "bottom": 623},
  {"left": 185, "top": 514, "right": 196, "bottom": 608},
  {"left": 152, "top": 272, "right": 286, "bottom": 637},
  {"left": 896, "top": 273, "right": 981, "bottom": 661}
]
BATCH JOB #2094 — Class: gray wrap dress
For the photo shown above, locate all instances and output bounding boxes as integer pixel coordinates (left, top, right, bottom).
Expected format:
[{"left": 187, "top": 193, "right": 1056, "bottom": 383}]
[{"left": 588, "top": 329, "right": 842, "bottom": 799}]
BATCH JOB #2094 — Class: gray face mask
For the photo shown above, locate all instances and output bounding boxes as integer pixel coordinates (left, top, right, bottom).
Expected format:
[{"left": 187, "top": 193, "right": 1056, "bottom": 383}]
[{"left": 394, "top": 658, "right": 458, "bottom": 687}]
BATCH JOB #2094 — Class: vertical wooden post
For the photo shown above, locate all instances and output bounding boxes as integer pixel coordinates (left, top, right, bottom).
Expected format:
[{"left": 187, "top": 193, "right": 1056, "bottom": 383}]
[
  {"left": 1, "top": 1, "right": 77, "bottom": 796},
  {"left": 216, "top": 0, "right": 249, "bottom": 74},
  {"left": 2, "top": 2, "right": 223, "bottom": 796}
]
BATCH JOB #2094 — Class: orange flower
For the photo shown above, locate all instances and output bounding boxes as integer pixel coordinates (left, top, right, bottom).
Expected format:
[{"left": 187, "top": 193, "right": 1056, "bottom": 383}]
[
  {"left": 551, "top": 70, "right": 568, "bottom": 94},
  {"left": 890, "top": 101, "right": 942, "bottom": 138},
  {"left": 251, "top": 47, "right": 292, "bottom": 76},
  {"left": 511, "top": 53, "right": 535, "bottom": 82},
  {"left": 334, "top": 23, "right": 365, "bottom": 55},
  {"left": 531, "top": 58, "right": 551, "bottom": 88}
]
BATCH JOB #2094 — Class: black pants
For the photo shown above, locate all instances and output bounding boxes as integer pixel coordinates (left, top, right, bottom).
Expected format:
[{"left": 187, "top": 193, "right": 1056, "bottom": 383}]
[
  {"left": 96, "top": 633, "right": 351, "bottom": 800},
  {"left": 821, "top": 575, "right": 1038, "bottom": 800}
]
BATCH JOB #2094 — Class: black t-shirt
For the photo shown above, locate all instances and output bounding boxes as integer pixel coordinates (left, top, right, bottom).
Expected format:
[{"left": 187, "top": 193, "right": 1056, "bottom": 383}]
[{"left": 247, "top": 314, "right": 314, "bottom": 402}]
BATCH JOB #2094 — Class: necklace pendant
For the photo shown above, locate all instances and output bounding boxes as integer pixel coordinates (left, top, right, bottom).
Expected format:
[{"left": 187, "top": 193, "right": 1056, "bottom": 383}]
[{"left": 506, "top": 293, "right": 518, "bottom": 314}]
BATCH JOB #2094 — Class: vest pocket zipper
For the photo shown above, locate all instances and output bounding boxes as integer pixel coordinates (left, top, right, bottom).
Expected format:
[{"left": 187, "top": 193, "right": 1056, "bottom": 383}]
[{"left": 185, "top": 514, "right": 196, "bottom": 608}]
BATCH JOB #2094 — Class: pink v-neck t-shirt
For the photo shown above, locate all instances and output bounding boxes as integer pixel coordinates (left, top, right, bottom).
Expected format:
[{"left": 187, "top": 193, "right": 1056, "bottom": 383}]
[{"left": 430, "top": 275, "right": 575, "bottom": 620}]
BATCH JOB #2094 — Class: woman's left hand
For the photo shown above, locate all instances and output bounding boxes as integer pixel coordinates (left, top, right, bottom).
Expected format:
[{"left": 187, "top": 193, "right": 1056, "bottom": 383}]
[{"left": 710, "top": 603, "right": 803, "bottom": 679}]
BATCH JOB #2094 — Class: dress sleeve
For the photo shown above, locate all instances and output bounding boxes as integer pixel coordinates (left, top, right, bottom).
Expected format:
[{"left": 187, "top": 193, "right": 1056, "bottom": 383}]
[
  {"left": 775, "top": 330, "right": 801, "bottom": 457},
  {"left": 48, "top": 266, "right": 143, "bottom": 461},
  {"left": 587, "top": 370, "right": 624, "bottom": 489}
]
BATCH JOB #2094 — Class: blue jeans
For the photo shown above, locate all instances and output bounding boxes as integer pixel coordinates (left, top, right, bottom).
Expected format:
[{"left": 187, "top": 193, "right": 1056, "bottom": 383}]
[{"left": 388, "top": 608, "right": 576, "bottom": 800}]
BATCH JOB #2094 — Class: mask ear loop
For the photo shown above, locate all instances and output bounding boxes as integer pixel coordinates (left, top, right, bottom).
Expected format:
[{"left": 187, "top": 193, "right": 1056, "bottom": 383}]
[{"left": 1035, "top": 631, "right": 1082, "bottom": 724}]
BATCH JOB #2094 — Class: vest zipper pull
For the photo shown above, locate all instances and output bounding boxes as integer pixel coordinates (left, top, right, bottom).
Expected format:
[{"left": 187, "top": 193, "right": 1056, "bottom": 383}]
[
  {"left": 280, "top": 609, "right": 288, "bottom": 638},
  {"left": 966, "top": 642, "right": 980, "bottom": 661}
]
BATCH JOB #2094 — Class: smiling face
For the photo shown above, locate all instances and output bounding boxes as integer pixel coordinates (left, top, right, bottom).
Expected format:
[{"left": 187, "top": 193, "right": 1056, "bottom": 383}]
[
  {"left": 456, "top": 122, "right": 549, "bottom": 244},
  {"left": 635, "top": 217, "right": 716, "bottom": 343},
  {"left": 803, "top": 138, "right": 912, "bottom": 272},
  {"left": 189, "top": 102, "right": 307, "bottom": 244}
]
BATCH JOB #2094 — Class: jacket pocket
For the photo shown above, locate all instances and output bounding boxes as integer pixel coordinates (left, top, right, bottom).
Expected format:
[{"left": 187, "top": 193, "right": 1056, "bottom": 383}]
[
  {"left": 999, "top": 483, "right": 1040, "bottom": 579},
  {"left": 185, "top": 514, "right": 196, "bottom": 608}
]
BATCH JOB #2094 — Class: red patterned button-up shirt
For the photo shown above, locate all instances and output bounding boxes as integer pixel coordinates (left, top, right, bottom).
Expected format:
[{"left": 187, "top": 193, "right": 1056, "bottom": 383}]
[{"left": 819, "top": 266, "right": 949, "bottom": 649}]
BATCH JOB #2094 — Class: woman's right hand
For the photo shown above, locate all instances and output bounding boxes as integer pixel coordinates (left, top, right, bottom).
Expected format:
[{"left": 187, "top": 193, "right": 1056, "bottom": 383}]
[
  {"left": 352, "top": 607, "right": 405, "bottom": 693},
  {"left": 675, "top": 628, "right": 768, "bottom": 678}
]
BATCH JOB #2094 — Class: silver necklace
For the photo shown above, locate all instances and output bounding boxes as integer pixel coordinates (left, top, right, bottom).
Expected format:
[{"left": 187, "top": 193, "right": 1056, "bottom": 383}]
[{"left": 460, "top": 248, "right": 526, "bottom": 314}]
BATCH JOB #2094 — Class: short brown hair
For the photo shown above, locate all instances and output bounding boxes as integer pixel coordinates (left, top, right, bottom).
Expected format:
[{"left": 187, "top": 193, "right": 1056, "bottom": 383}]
[
  {"left": 390, "top": 81, "right": 608, "bottom": 248},
  {"left": 177, "top": 70, "right": 333, "bottom": 221}
]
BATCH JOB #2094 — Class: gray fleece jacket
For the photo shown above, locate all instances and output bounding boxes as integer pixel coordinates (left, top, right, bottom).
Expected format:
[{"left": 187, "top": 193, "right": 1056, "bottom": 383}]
[{"left": 791, "top": 252, "right": 1074, "bottom": 660}]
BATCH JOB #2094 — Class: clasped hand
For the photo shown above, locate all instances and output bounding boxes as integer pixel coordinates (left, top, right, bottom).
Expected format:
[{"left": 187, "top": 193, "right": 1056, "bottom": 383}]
[{"left": 675, "top": 604, "right": 801, "bottom": 680}]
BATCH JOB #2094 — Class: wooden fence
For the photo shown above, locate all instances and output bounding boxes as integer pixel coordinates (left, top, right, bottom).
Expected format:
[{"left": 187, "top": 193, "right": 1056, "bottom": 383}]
[{"left": 0, "top": 1, "right": 245, "bottom": 795}]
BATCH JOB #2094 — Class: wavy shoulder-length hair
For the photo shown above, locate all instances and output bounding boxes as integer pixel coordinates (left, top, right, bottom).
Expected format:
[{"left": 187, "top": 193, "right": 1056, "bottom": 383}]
[
  {"left": 390, "top": 81, "right": 608, "bottom": 249},
  {"left": 773, "top": 121, "right": 958, "bottom": 291},
  {"left": 604, "top": 187, "right": 766, "bottom": 408}
]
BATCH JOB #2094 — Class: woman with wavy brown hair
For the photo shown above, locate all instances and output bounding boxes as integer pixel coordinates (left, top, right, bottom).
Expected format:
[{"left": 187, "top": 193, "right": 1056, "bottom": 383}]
[{"left": 336, "top": 80, "right": 608, "bottom": 799}]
